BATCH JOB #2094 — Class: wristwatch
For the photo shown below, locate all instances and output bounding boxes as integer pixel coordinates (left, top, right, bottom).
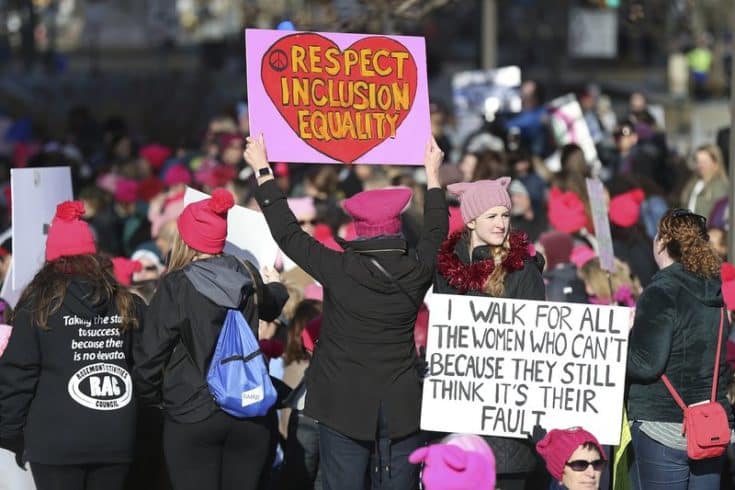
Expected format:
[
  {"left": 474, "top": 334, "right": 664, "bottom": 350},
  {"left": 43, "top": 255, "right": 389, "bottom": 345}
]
[{"left": 258, "top": 167, "right": 273, "bottom": 177}]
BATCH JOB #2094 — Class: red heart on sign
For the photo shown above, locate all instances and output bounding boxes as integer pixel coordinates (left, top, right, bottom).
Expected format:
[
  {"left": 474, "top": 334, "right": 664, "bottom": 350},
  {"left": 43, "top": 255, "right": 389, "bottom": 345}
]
[{"left": 261, "top": 33, "right": 417, "bottom": 163}]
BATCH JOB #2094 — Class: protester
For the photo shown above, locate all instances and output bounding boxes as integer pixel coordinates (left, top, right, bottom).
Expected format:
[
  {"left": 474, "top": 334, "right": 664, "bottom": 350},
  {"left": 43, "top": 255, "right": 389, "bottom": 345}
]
[
  {"left": 680, "top": 143, "right": 729, "bottom": 221},
  {"left": 536, "top": 427, "right": 606, "bottom": 490},
  {"left": 244, "top": 134, "right": 447, "bottom": 490},
  {"left": 0, "top": 201, "right": 144, "bottom": 490},
  {"left": 627, "top": 208, "right": 733, "bottom": 488},
  {"left": 434, "top": 177, "right": 545, "bottom": 489},
  {"left": 133, "top": 188, "right": 289, "bottom": 490}
]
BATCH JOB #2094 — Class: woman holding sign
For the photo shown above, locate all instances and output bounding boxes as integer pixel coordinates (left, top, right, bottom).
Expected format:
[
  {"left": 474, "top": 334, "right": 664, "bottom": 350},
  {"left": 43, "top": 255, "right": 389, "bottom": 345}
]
[
  {"left": 244, "top": 134, "right": 447, "bottom": 490},
  {"left": 627, "top": 208, "right": 733, "bottom": 489},
  {"left": 434, "top": 178, "right": 546, "bottom": 489}
]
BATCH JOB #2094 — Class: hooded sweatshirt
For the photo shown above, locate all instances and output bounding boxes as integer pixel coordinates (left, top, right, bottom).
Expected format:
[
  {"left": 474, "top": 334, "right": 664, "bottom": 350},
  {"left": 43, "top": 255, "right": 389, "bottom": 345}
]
[
  {"left": 0, "top": 281, "right": 144, "bottom": 464},
  {"left": 133, "top": 255, "right": 288, "bottom": 423},
  {"left": 627, "top": 262, "right": 733, "bottom": 425}
]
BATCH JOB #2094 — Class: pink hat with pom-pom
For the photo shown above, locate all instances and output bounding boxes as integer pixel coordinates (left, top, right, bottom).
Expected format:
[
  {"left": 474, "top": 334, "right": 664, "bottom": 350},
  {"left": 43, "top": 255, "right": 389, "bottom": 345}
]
[
  {"left": 177, "top": 188, "right": 234, "bottom": 254},
  {"left": 45, "top": 201, "right": 96, "bottom": 261}
]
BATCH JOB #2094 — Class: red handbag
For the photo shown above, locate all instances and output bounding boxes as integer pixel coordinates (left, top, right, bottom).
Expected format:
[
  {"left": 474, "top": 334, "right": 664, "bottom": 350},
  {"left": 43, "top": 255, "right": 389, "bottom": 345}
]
[{"left": 661, "top": 308, "right": 730, "bottom": 460}]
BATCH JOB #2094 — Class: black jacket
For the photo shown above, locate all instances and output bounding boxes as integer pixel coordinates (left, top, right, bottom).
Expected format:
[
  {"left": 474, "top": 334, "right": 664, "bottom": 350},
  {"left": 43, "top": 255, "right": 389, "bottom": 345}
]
[
  {"left": 544, "top": 263, "right": 589, "bottom": 304},
  {"left": 133, "top": 255, "right": 288, "bottom": 423},
  {"left": 255, "top": 180, "right": 448, "bottom": 440},
  {"left": 434, "top": 233, "right": 545, "bottom": 475},
  {"left": 0, "top": 281, "right": 145, "bottom": 465},
  {"left": 627, "top": 262, "right": 733, "bottom": 425}
]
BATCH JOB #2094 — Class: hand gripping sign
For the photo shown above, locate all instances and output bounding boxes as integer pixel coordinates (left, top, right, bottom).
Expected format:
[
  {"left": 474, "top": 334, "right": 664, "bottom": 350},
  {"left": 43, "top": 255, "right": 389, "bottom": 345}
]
[{"left": 246, "top": 29, "right": 430, "bottom": 165}]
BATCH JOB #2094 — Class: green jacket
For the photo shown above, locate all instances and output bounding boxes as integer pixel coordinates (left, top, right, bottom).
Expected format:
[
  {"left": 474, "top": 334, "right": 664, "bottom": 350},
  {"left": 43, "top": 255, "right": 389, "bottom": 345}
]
[
  {"left": 627, "top": 262, "right": 732, "bottom": 424},
  {"left": 680, "top": 176, "right": 729, "bottom": 220}
]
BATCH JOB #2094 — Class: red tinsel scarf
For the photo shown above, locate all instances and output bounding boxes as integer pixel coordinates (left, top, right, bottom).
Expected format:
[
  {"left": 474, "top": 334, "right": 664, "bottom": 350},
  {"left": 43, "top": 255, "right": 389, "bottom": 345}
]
[{"left": 437, "top": 231, "right": 532, "bottom": 293}]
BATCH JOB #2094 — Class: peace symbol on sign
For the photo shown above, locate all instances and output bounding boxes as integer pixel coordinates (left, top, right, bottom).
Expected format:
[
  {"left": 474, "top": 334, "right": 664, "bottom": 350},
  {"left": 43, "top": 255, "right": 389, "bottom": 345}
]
[{"left": 268, "top": 49, "right": 288, "bottom": 72}]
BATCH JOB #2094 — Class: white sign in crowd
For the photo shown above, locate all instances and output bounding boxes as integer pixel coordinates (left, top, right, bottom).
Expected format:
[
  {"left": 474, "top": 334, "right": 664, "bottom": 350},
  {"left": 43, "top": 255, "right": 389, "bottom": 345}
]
[{"left": 421, "top": 294, "right": 630, "bottom": 445}]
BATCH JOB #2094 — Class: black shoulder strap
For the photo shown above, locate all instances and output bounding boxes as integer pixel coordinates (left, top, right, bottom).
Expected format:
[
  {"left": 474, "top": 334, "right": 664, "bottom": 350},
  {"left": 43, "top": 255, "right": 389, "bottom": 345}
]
[
  {"left": 239, "top": 259, "right": 264, "bottom": 311},
  {"left": 368, "top": 257, "right": 421, "bottom": 310}
]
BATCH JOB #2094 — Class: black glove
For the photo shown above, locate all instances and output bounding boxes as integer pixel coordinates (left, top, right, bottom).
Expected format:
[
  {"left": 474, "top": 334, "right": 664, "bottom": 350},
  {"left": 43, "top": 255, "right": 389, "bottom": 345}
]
[
  {"left": 528, "top": 424, "right": 547, "bottom": 444},
  {"left": 0, "top": 433, "right": 27, "bottom": 470},
  {"left": 415, "top": 346, "right": 429, "bottom": 380}
]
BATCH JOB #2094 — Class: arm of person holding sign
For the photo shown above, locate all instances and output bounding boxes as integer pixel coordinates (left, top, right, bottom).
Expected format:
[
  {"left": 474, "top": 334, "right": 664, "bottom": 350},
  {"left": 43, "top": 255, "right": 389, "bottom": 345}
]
[
  {"left": 244, "top": 133, "right": 445, "bottom": 284},
  {"left": 415, "top": 139, "right": 449, "bottom": 271}
]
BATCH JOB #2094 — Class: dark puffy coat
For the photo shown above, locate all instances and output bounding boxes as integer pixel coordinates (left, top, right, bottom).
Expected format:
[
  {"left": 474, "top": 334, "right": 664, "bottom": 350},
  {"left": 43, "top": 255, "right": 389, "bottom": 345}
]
[
  {"left": 255, "top": 180, "right": 448, "bottom": 440},
  {"left": 433, "top": 232, "right": 546, "bottom": 475},
  {"left": 627, "top": 262, "right": 733, "bottom": 426},
  {"left": 133, "top": 255, "right": 288, "bottom": 423}
]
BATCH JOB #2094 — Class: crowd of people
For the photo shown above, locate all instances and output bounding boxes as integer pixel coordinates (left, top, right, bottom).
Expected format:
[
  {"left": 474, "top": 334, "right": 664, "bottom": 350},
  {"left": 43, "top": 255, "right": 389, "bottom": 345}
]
[{"left": 0, "top": 78, "right": 732, "bottom": 490}]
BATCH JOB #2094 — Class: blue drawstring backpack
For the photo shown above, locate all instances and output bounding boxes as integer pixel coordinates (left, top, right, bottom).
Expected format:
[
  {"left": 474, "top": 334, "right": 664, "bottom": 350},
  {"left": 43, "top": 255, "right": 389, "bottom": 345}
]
[{"left": 207, "top": 309, "right": 277, "bottom": 418}]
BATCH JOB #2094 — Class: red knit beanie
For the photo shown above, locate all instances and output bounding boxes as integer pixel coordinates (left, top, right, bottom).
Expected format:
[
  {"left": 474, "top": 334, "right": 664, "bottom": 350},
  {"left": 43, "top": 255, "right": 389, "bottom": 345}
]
[
  {"left": 721, "top": 262, "right": 735, "bottom": 311},
  {"left": 177, "top": 188, "right": 234, "bottom": 254},
  {"left": 536, "top": 428, "right": 606, "bottom": 481},
  {"left": 547, "top": 188, "right": 588, "bottom": 234},
  {"left": 46, "top": 201, "right": 96, "bottom": 261},
  {"left": 112, "top": 257, "right": 142, "bottom": 287},
  {"left": 343, "top": 187, "right": 412, "bottom": 238},
  {"left": 609, "top": 189, "right": 645, "bottom": 228}
]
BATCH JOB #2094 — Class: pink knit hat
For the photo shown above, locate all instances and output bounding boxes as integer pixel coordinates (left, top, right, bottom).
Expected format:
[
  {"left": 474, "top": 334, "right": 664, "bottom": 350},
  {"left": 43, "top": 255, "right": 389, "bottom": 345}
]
[
  {"left": 447, "top": 178, "right": 512, "bottom": 224},
  {"left": 343, "top": 187, "right": 412, "bottom": 238},
  {"left": 536, "top": 427, "right": 606, "bottom": 480},
  {"left": 114, "top": 178, "right": 139, "bottom": 204},
  {"left": 570, "top": 244, "right": 596, "bottom": 269},
  {"left": 177, "top": 188, "right": 234, "bottom": 254},
  {"left": 45, "top": 201, "right": 96, "bottom": 261},
  {"left": 409, "top": 440, "right": 496, "bottom": 490},
  {"left": 163, "top": 164, "right": 192, "bottom": 187}
]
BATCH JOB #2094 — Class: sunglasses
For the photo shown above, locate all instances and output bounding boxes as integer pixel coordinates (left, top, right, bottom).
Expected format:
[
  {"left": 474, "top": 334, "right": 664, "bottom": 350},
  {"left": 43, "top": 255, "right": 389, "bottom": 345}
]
[
  {"left": 566, "top": 459, "right": 606, "bottom": 472},
  {"left": 298, "top": 219, "right": 318, "bottom": 226},
  {"left": 142, "top": 265, "right": 159, "bottom": 272}
]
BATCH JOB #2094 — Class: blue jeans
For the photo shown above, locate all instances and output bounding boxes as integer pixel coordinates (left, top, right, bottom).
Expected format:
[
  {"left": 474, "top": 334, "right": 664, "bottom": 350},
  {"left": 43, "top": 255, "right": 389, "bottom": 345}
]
[
  {"left": 630, "top": 422, "right": 724, "bottom": 490},
  {"left": 318, "top": 421, "right": 425, "bottom": 490},
  {"left": 280, "top": 411, "right": 322, "bottom": 490}
]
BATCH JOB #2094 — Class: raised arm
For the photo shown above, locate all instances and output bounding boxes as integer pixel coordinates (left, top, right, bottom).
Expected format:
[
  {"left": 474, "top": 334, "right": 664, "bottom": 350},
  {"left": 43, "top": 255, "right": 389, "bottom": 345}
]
[
  {"left": 243, "top": 134, "right": 343, "bottom": 285},
  {"left": 416, "top": 138, "right": 449, "bottom": 268}
]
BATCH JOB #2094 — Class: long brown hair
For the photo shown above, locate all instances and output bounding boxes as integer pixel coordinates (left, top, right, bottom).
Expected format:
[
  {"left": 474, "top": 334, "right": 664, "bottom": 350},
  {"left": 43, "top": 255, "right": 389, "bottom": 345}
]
[
  {"left": 657, "top": 209, "right": 721, "bottom": 278},
  {"left": 284, "top": 299, "right": 323, "bottom": 365},
  {"left": 12, "top": 254, "right": 139, "bottom": 330}
]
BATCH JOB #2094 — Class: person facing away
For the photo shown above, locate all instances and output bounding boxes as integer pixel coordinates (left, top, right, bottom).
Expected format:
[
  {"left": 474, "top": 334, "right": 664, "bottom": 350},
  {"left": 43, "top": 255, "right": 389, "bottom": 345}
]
[
  {"left": 627, "top": 208, "right": 733, "bottom": 489},
  {"left": 433, "top": 177, "right": 546, "bottom": 489},
  {"left": 244, "top": 134, "right": 447, "bottom": 490},
  {"left": 133, "top": 188, "right": 289, "bottom": 490},
  {"left": 0, "top": 200, "right": 144, "bottom": 490}
]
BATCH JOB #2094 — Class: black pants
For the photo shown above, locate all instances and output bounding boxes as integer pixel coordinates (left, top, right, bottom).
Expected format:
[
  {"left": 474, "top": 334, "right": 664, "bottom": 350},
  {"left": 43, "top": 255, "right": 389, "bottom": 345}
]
[
  {"left": 279, "top": 410, "right": 322, "bottom": 490},
  {"left": 31, "top": 462, "right": 129, "bottom": 490},
  {"left": 163, "top": 410, "right": 276, "bottom": 490}
]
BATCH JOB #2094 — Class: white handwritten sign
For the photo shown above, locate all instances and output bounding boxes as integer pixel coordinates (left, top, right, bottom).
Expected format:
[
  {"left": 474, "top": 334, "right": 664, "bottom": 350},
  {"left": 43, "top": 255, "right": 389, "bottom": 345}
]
[{"left": 421, "top": 294, "right": 629, "bottom": 445}]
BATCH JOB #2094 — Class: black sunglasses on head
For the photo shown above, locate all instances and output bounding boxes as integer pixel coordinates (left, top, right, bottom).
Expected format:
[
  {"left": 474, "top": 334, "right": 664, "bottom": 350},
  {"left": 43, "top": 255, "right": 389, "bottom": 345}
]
[
  {"left": 566, "top": 459, "right": 606, "bottom": 472},
  {"left": 671, "top": 208, "right": 708, "bottom": 238}
]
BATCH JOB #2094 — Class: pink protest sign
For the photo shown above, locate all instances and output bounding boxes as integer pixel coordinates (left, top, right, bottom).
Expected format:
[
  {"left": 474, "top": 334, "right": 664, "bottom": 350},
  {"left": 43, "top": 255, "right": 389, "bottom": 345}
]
[{"left": 245, "top": 28, "right": 430, "bottom": 165}]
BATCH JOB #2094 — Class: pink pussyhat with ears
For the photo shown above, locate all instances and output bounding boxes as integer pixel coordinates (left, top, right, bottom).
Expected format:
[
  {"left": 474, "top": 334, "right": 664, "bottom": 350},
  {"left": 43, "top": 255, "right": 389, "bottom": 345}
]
[
  {"left": 409, "top": 435, "right": 496, "bottom": 490},
  {"left": 447, "top": 178, "right": 512, "bottom": 224}
]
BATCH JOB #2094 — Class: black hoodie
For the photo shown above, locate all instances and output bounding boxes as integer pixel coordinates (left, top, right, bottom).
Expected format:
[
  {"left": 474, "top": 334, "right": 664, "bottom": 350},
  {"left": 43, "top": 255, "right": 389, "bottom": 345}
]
[
  {"left": 0, "top": 281, "right": 144, "bottom": 465},
  {"left": 133, "top": 255, "right": 288, "bottom": 423}
]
